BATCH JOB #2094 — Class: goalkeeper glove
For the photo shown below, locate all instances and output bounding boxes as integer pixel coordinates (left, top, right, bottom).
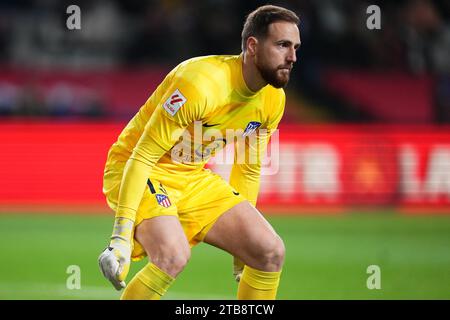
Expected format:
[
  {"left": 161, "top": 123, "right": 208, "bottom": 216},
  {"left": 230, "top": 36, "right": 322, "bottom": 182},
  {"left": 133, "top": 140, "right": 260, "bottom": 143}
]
[
  {"left": 233, "top": 256, "right": 245, "bottom": 282},
  {"left": 98, "top": 217, "right": 134, "bottom": 290}
]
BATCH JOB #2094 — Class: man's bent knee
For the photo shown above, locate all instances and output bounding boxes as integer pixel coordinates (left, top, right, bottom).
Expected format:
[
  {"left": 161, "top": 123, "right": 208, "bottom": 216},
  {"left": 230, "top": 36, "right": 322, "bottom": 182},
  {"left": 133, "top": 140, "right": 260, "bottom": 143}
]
[
  {"left": 150, "top": 245, "right": 191, "bottom": 278},
  {"left": 256, "top": 235, "right": 285, "bottom": 272},
  {"left": 134, "top": 216, "right": 191, "bottom": 278}
]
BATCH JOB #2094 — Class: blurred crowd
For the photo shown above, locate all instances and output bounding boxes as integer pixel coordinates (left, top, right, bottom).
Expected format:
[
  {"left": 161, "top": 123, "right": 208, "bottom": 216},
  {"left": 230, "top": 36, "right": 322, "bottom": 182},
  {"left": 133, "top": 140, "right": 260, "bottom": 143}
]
[{"left": 0, "top": 0, "right": 449, "bottom": 121}]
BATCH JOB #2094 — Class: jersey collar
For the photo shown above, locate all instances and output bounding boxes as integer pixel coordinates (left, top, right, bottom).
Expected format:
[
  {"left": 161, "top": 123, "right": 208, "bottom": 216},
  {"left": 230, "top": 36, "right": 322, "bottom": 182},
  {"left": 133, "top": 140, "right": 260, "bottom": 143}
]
[{"left": 235, "top": 53, "right": 260, "bottom": 98}]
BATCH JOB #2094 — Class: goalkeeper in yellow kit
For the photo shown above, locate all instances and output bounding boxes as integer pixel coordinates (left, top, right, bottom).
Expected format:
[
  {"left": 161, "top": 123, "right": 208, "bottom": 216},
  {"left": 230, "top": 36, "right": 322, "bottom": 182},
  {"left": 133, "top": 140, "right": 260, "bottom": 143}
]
[{"left": 98, "top": 5, "right": 301, "bottom": 300}]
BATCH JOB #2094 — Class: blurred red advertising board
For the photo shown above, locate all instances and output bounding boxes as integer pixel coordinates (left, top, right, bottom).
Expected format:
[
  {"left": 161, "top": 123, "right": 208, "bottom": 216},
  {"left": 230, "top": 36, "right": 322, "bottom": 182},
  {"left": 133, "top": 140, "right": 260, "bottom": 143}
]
[{"left": 0, "top": 122, "right": 449, "bottom": 214}]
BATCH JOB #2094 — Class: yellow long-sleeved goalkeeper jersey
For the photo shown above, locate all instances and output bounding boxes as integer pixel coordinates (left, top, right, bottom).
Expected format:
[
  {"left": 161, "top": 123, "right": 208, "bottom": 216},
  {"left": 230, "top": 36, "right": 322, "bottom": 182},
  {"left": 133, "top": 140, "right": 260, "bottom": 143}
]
[{"left": 104, "top": 54, "right": 285, "bottom": 221}]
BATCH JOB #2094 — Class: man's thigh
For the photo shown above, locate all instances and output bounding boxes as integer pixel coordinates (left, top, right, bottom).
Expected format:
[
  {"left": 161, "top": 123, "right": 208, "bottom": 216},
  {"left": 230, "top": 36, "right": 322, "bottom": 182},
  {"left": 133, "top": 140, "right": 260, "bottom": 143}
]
[
  {"left": 176, "top": 169, "right": 247, "bottom": 245},
  {"left": 202, "top": 201, "right": 283, "bottom": 270},
  {"left": 134, "top": 215, "right": 190, "bottom": 259}
]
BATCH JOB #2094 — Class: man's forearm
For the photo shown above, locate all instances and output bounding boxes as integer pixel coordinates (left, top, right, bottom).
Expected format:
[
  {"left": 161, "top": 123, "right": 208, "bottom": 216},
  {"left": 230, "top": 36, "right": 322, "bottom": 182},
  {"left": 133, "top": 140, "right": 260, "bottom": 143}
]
[
  {"left": 229, "top": 163, "right": 261, "bottom": 207},
  {"left": 115, "top": 158, "right": 153, "bottom": 221}
]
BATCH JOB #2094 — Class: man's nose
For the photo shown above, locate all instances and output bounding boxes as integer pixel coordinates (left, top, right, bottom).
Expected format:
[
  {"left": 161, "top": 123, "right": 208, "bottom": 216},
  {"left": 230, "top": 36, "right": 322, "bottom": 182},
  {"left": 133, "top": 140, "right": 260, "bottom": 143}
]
[{"left": 287, "top": 47, "right": 297, "bottom": 63}]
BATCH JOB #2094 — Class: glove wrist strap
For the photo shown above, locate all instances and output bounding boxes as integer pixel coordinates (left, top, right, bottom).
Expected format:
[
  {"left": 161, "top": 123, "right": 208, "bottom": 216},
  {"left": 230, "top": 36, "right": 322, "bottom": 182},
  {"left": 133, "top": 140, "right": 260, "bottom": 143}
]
[{"left": 110, "top": 217, "right": 134, "bottom": 245}]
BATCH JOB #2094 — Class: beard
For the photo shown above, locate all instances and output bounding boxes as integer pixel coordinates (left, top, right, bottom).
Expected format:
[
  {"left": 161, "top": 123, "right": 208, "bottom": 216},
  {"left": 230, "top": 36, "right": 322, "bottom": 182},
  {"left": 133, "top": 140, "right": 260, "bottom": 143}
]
[{"left": 255, "top": 56, "right": 291, "bottom": 88}]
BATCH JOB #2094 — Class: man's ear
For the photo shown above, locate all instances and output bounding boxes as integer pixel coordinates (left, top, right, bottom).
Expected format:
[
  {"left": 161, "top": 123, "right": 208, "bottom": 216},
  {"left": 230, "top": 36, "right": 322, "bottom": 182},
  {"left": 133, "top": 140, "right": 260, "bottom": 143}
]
[{"left": 247, "top": 37, "right": 258, "bottom": 56}]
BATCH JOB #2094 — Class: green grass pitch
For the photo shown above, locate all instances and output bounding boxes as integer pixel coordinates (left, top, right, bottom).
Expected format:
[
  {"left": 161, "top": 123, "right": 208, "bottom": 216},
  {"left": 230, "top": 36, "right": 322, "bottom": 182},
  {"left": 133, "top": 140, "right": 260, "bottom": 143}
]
[{"left": 0, "top": 212, "right": 449, "bottom": 299}]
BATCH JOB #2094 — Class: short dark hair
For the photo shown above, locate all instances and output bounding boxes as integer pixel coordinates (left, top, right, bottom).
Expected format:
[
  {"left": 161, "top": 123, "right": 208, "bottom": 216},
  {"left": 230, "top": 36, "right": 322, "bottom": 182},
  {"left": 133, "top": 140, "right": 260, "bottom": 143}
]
[{"left": 241, "top": 5, "right": 300, "bottom": 51}]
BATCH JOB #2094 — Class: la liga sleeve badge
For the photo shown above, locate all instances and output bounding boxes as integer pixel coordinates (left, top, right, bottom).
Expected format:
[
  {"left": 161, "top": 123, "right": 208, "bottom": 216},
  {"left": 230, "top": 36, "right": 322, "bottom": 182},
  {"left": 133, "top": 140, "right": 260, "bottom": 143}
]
[{"left": 163, "top": 89, "right": 187, "bottom": 116}]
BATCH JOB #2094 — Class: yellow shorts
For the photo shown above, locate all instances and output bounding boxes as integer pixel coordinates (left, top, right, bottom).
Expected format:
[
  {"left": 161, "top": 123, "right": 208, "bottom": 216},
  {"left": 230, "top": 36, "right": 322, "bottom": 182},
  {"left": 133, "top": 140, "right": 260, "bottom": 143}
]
[{"left": 103, "top": 167, "right": 246, "bottom": 261}]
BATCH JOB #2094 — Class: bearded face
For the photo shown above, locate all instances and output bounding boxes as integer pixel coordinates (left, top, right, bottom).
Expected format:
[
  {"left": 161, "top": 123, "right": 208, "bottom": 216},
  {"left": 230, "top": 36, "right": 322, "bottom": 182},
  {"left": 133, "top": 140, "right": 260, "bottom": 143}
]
[
  {"left": 252, "top": 21, "right": 300, "bottom": 88},
  {"left": 255, "top": 52, "right": 293, "bottom": 88}
]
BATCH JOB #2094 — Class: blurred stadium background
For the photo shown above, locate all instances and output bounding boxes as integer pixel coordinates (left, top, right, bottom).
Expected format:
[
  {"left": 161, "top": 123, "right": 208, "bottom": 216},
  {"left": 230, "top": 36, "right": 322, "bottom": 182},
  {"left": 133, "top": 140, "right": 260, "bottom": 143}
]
[{"left": 0, "top": 0, "right": 449, "bottom": 299}]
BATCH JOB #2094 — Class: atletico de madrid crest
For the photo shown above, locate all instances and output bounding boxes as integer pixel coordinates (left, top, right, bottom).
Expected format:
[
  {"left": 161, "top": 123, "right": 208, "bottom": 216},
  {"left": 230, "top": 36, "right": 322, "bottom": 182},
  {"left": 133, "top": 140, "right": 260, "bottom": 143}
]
[{"left": 156, "top": 194, "right": 172, "bottom": 208}]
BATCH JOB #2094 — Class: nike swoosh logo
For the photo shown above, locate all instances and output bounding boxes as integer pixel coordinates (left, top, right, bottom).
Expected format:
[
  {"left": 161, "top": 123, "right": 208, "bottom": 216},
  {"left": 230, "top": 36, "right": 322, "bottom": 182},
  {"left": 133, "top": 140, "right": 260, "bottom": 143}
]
[
  {"left": 233, "top": 191, "right": 240, "bottom": 195},
  {"left": 203, "top": 123, "right": 220, "bottom": 127}
]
